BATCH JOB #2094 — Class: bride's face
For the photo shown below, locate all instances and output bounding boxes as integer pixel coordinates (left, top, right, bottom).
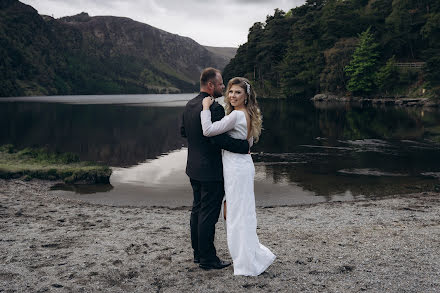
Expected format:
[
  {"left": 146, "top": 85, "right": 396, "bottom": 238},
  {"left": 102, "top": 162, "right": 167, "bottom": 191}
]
[{"left": 228, "top": 84, "right": 246, "bottom": 108}]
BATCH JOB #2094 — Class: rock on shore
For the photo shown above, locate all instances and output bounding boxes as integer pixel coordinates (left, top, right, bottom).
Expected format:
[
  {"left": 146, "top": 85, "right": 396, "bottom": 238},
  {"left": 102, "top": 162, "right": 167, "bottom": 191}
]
[
  {"left": 1, "top": 179, "right": 439, "bottom": 292},
  {"left": 311, "top": 93, "right": 439, "bottom": 107}
]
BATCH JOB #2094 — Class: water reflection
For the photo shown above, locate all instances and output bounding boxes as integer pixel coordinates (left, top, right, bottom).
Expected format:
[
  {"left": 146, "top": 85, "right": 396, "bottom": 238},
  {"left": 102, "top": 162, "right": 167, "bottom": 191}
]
[
  {"left": 51, "top": 148, "right": 354, "bottom": 207},
  {"left": 111, "top": 148, "right": 188, "bottom": 187},
  {"left": 0, "top": 100, "right": 186, "bottom": 166},
  {"left": 51, "top": 182, "right": 114, "bottom": 194},
  {"left": 2, "top": 96, "right": 440, "bottom": 206}
]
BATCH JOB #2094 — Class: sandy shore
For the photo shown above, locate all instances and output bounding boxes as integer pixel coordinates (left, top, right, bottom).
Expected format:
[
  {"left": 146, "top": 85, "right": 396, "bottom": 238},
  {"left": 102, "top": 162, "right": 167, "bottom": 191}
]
[{"left": 1, "top": 179, "right": 439, "bottom": 292}]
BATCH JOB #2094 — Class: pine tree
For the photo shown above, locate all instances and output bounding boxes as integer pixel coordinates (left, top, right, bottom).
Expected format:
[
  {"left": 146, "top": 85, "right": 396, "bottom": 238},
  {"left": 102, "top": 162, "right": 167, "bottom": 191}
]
[
  {"left": 421, "top": 9, "right": 440, "bottom": 96},
  {"left": 375, "top": 56, "right": 399, "bottom": 95},
  {"left": 344, "top": 27, "right": 380, "bottom": 95}
]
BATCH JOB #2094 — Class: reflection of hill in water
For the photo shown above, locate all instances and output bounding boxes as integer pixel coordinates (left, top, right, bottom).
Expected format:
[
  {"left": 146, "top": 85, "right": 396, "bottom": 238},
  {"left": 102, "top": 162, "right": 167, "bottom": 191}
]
[
  {"left": 3, "top": 99, "right": 438, "bottom": 168},
  {"left": 0, "top": 102, "right": 186, "bottom": 166},
  {"left": 257, "top": 162, "right": 440, "bottom": 198},
  {"left": 2, "top": 98, "right": 440, "bottom": 205},
  {"left": 254, "top": 136, "right": 440, "bottom": 198},
  {"left": 255, "top": 99, "right": 440, "bottom": 154}
]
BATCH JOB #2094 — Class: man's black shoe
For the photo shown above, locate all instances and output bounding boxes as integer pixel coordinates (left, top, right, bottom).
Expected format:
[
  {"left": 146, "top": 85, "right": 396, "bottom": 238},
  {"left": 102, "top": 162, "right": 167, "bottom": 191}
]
[
  {"left": 199, "top": 260, "right": 231, "bottom": 270},
  {"left": 194, "top": 257, "right": 200, "bottom": 264}
]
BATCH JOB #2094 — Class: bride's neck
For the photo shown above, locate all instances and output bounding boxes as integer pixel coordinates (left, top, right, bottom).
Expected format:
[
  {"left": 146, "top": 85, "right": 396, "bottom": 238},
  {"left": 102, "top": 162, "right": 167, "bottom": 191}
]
[{"left": 233, "top": 105, "right": 246, "bottom": 111}]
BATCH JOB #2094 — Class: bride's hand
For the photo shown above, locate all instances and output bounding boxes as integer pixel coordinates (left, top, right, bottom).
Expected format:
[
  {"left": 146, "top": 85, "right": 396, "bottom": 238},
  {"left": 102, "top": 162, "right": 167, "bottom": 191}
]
[{"left": 202, "top": 96, "right": 214, "bottom": 110}]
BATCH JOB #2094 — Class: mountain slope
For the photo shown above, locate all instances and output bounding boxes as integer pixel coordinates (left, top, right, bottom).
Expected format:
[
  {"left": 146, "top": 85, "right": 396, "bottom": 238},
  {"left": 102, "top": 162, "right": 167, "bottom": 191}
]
[
  {"left": 204, "top": 46, "right": 237, "bottom": 69},
  {"left": 0, "top": 0, "right": 235, "bottom": 97}
]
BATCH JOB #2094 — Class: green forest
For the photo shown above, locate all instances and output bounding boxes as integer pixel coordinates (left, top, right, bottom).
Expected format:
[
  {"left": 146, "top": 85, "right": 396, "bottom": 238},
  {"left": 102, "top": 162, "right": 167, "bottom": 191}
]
[{"left": 223, "top": 0, "right": 440, "bottom": 99}]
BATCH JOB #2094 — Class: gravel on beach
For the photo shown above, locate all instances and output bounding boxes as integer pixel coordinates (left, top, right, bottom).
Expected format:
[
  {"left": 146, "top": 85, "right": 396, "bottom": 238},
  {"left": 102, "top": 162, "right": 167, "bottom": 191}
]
[{"left": 1, "top": 179, "right": 439, "bottom": 292}]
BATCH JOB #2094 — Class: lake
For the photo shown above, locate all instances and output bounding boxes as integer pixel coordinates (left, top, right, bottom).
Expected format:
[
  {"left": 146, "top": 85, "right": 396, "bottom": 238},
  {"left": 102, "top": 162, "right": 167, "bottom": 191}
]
[{"left": 1, "top": 94, "right": 440, "bottom": 207}]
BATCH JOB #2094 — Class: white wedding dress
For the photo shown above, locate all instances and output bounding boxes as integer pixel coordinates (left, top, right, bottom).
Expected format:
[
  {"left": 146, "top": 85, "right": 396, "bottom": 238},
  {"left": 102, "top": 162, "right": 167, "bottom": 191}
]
[{"left": 201, "top": 109, "right": 276, "bottom": 276}]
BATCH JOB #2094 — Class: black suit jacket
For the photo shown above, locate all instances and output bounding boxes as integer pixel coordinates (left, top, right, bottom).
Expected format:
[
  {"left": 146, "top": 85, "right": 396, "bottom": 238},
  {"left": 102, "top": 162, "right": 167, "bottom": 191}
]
[{"left": 181, "top": 92, "right": 249, "bottom": 181}]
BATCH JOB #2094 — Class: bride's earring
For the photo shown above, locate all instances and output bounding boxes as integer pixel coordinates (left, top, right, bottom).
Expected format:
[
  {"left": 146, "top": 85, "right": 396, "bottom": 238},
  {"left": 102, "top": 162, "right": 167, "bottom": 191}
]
[{"left": 245, "top": 98, "right": 248, "bottom": 105}]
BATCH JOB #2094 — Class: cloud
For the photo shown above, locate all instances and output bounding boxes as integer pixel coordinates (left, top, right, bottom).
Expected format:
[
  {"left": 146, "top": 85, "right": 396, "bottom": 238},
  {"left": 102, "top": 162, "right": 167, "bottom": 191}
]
[
  {"left": 228, "top": 0, "right": 277, "bottom": 3},
  {"left": 21, "top": 0, "right": 306, "bottom": 47}
]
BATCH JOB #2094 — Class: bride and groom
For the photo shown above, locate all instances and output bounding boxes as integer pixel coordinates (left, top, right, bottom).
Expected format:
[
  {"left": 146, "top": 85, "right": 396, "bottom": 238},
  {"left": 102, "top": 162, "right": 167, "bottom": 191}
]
[{"left": 180, "top": 67, "right": 275, "bottom": 276}]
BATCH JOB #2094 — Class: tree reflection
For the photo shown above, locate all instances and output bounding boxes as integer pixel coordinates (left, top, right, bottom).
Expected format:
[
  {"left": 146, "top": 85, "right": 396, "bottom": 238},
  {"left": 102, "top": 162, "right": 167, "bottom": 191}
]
[
  {"left": 1, "top": 99, "right": 439, "bottom": 199},
  {"left": 0, "top": 102, "right": 186, "bottom": 166}
]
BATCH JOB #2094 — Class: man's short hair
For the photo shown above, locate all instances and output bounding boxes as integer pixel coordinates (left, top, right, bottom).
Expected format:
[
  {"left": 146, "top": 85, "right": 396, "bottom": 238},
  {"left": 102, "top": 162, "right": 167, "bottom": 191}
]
[{"left": 200, "top": 67, "right": 220, "bottom": 86}]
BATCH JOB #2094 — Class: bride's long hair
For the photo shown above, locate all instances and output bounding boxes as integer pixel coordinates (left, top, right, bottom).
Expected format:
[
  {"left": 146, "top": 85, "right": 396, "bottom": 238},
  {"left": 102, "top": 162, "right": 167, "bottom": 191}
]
[{"left": 224, "top": 77, "right": 263, "bottom": 143}]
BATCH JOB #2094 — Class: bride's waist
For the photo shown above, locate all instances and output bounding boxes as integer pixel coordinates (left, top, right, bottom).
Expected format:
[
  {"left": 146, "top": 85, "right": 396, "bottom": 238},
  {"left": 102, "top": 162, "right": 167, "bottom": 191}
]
[{"left": 222, "top": 150, "right": 252, "bottom": 160}]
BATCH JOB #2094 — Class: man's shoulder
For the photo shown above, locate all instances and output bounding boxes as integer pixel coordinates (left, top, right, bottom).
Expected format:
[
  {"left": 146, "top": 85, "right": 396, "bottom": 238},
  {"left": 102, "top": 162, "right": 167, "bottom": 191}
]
[
  {"left": 191, "top": 93, "right": 204, "bottom": 101},
  {"left": 185, "top": 93, "right": 204, "bottom": 108}
]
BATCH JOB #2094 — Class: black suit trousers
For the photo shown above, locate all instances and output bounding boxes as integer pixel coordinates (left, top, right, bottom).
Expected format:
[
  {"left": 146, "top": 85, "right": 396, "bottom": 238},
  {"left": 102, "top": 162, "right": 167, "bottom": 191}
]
[{"left": 190, "top": 178, "right": 224, "bottom": 263}]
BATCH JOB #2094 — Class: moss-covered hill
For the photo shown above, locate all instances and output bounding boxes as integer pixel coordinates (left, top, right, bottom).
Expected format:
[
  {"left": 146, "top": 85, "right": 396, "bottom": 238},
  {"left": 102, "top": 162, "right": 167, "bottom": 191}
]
[{"left": 0, "top": 0, "right": 232, "bottom": 97}]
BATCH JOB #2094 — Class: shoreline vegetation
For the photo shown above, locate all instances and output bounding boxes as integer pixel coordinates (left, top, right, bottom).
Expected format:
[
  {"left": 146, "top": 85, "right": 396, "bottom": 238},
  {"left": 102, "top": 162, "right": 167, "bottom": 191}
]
[
  {"left": 0, "top": 145, "right": 111, "bottom": 184},
  {"left": 311, "top": 93, "right": 440, "bottom": 107}
]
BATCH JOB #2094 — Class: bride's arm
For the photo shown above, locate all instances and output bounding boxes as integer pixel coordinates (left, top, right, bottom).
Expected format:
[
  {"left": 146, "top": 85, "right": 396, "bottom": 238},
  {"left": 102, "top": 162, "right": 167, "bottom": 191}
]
[
  {"left": 208, "top": 102, "right": 249, "bottom": 154},
  {"left": 200, "top": 110, "right": 237, "bottom": 137}
]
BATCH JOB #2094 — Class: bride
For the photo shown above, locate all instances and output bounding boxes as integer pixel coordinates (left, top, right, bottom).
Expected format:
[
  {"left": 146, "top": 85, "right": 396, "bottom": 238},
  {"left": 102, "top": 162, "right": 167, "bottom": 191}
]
[{"left": 200, "top": 77, "right": 276, "bottom": 276}]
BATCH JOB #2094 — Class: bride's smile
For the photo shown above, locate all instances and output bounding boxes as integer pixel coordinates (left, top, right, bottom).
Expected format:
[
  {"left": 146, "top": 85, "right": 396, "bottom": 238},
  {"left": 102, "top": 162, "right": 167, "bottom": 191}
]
[{"left": 228, "top": 85, "right": 246, "bottom": 109}]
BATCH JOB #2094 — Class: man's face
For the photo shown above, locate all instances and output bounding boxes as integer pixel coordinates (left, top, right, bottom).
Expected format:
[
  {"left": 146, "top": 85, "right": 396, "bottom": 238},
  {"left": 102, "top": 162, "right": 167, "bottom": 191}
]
[{"left": 211, "top": 73, "right": 225, "bottom": 98}]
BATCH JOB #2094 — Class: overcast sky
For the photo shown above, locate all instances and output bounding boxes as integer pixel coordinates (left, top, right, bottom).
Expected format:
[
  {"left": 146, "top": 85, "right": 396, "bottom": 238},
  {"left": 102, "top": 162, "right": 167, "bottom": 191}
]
[{"left": 20, "top": 0, "right": 305, "bottom": 47}]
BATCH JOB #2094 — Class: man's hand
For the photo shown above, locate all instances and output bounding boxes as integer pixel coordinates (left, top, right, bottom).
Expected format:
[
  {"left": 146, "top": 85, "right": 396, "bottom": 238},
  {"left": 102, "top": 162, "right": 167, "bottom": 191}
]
[{"left": 202, "top": 96, "right": 214, "bottom": 110}]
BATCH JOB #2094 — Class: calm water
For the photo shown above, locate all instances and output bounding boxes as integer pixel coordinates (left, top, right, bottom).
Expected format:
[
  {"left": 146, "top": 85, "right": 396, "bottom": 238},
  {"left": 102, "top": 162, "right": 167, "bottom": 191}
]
[{"left": 1, "top": 94, "right": 440, "bottom": 207}]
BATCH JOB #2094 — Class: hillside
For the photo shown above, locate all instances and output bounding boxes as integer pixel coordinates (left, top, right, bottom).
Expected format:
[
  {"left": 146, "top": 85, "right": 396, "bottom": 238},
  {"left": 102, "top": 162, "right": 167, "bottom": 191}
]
[
  {"left": 223, "top": 1, "right": 440, "bottom": 99},
  {"left": 204, "top": 46, "right": 237, "bottom": 60},
  {"left": 0, "top": 0, "right": 234, "bottom": 97}
]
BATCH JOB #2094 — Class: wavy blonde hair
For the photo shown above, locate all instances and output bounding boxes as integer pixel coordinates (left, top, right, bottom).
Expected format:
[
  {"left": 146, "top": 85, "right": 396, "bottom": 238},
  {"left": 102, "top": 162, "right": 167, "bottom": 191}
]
[{"left": 224, "top": 77, "right": 263, "bottom": 143}]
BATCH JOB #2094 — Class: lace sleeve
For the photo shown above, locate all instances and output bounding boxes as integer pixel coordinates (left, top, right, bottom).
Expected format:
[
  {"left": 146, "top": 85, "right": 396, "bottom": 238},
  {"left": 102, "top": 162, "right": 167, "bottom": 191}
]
[{"left": 200, "top": 110, "right": 237, "bottom": 137}]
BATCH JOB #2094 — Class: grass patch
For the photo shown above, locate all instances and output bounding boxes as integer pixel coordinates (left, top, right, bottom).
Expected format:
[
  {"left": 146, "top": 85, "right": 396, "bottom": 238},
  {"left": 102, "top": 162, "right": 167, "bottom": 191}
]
[{"left": 0, "top": 145, "right": 111, "bottom": 184}]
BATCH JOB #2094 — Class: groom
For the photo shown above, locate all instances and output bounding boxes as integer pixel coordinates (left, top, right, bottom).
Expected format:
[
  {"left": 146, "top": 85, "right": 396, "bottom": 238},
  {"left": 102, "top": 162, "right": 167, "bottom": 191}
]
[{"left": 181, "top": 67, "right": 249, "bottom": 270}]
